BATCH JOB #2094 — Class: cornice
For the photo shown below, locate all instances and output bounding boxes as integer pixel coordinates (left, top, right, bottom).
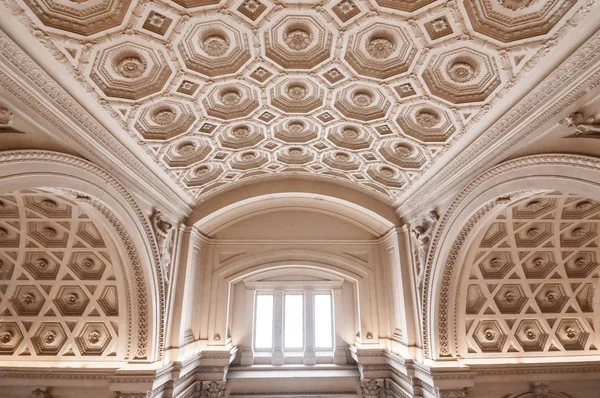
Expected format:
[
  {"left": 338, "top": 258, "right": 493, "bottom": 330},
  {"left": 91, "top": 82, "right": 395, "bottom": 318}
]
[
  {"left": 395, "top": 25, "right": 600, "bottom": 219},
  {"left": 0, "top": 28, "right": 192, "bottom": 217}
]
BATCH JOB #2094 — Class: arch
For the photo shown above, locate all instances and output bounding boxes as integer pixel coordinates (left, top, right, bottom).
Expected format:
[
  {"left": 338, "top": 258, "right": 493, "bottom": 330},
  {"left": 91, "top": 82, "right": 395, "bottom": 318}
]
[
  {"left": 189, "top": 179, "right": 399, "bottom": 238},
  {"left": 205, "top": 248, "right": 380, "bottom": 348},
  {"left": 0, "top": 150, "right": 164, "bottom": 361},
  {"left": 423, "top": 154, "right": 600, "bottom": 359}
]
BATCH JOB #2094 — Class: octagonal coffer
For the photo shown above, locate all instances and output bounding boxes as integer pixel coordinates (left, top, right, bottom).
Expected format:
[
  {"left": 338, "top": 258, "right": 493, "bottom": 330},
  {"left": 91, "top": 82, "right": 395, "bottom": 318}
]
[
  {"left": 90, "top": 41, "right": 173, "bottom": 100},
  {"left": 264, "top": 14, "right": 334, "bottom": 70},
  {"left": 177, "top": 18, "right": 251, "bottom": 77},
  {"left": 202, "top": 83, "right": 259, "bottom": 120},
  {"left": 344, "top": 21, "right": 417, "bottom": 80},
  {"left": 334, "top": 85, "right": 391, "bottom": 122},
  {"left": 464, "top": 0, "right": 577, "bottom": 43},
  {"left": 23, "top": 0, "right": 132, "bottom": 36},
  {"left": 422, "top": 46, "right": 501, "bottom": 104},
  {"left": 270, "top": 78, "right": 325, "bottom": 114},
  {"left": 164, "top": 138, "right": 212, "bottom": 168},
  {"left": 135, "top": 101, "right": 197, "bottom": 141},
  {"left": 396, "top": 102, "right": 456, "bottom": 143}
]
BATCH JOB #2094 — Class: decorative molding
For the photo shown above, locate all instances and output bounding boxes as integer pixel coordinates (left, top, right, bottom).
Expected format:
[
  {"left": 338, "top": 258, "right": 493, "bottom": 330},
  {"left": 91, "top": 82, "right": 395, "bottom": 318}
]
[
  {"left": 360, "top": 378, "right": 383, "bottom": 398},
  {"left": 0, "top": 30, "right": 191, "bottom": 216}
]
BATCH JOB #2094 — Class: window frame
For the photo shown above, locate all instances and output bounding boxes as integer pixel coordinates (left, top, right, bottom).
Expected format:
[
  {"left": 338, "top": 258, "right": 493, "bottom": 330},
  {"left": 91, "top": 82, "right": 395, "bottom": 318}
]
[
  {"left": 253, "top": 292, "right": 275, "bottom": 352},
  {"left": 313, "top": 291, "right": 335, "bottom": 351},
  {"left": 245, "top": 280, "right": 343, "bottom": 363},
  {"left": 283, "top": 291, "right": 305, "bottom": 352}
]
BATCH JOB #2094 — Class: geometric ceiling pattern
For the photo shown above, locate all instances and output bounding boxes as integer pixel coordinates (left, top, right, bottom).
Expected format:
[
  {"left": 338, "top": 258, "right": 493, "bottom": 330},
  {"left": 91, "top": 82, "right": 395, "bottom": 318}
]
[
  {"left": 0, "top": 190, "right": 122, "bottom": 359},
  {"left": 463, "top": 192, "right": 599, "bottom": 357},
  {"left": 10, "top": 0, "right": 583, "bottom": 203}
]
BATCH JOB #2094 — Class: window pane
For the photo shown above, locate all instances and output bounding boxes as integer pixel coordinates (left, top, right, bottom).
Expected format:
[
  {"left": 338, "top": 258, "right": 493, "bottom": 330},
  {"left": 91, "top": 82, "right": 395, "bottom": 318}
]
[
  {"left": 255, "top": 294, "right": 274, "bottom": 349},
  {"left": 284, "top": 294, "right": 304, "bottom": 349},
  {"left": 314, "top": 294, "right": 333, "bottom": 349}
]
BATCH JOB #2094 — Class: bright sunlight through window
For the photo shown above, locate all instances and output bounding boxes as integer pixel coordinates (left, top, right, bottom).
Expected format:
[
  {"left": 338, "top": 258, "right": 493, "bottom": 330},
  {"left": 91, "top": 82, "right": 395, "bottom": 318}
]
[
  {"left": 254, "top": 294, "right": 274, "bottom": 350},
  {"left": 284, "top": 294, "right": 304, "bottom": 349},
  {"left": 314, "top": 294, "right": 333, "bottom": 349}
]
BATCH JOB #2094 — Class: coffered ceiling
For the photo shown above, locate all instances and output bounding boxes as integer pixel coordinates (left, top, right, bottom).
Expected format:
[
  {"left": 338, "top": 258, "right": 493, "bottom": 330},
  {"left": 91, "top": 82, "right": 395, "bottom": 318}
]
[{"left": 3, "top": 0, "right": 594, "bottom": 204}]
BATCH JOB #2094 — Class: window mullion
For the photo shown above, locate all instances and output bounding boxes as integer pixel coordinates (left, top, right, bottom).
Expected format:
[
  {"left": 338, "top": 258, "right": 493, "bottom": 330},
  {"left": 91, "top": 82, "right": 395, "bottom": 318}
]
[
  {"left": 303, "top": 289, "right": 316, "bottom": 365},
  {"left": 272, "top": 289, "right": 284, "bottom": 365},
  {"left": 332, "top": 288, "right": 345, "bottom": 364}
]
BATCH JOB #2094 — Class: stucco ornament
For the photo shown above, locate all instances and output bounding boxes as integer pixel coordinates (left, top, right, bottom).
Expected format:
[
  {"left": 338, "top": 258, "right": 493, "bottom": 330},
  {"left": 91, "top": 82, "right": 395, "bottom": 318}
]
[
  {"left": 31, "top": 388, "right": 51, "bottom": 398},
  {"left": 203, "top": 381, "right": 226, "bottom": 398},
  {"left": 151, "top": 210, "right": 173, "bottom": 285},
  {"left": 559, "top": 111, "right": 600, "bottom": 137},
  {"left": 360, "top": 379, "right": 382, "bottom": 398},
  {"left": 411, "top": 210, "right": 440, "bottom": 290},
  {"left": 0, "top": 107, "right": 14, "bottom": 128}
]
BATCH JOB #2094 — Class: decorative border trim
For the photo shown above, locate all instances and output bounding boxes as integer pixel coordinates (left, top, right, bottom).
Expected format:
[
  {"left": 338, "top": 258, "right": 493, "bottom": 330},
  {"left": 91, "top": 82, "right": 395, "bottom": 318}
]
[{"left": 0, "top": 150, "right": 165, "bottom": 359}]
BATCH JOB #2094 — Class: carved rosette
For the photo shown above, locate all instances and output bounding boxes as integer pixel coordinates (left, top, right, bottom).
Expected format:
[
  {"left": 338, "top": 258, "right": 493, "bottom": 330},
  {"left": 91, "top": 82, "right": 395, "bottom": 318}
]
[
  {"left": 322, "top": 151, "right": 361, "bottom": 171},
  {"left": 396, "top": 102, "right": 456, "bottom": 143},
  {"left": 422, "top": 46, "right": 501, "bottom": 104},
  {"left": 202, "top": 83, "right": 260, "bottom": 120},
  {"left": 270, "top": 77, "right": 325, "bottom": 114},
  {"left": 366, "top": 165, "right": 405, "bottom": 189},
  {"left": 183, "top": 164, "right": 225, "bottom": 187},
  {"left": 264, "top": 13, "right": 334, "bottom": 69},
  {"left": 230, "top": 151, "right": 269, "bottom": 171},
  {"left": 177, "top": 18, "right": 251, "bottom": 77},
  {"left": 326, "top": 124, "right": 373, "bottom": 150},
  {"left": 220, "top": 124, "right": 266, "bottom": 149},
  {"left": 273, "top": 119, "right": 319, "bottom": 143},
  {"left": 163, "top": 138, "right": 212, "bottom": 168},
  {"left": 0, "top": 322, "right": 23, "bottom": 354},
  {"left": 90, "top": 41, "right": 173, "bottom": 101},
  {"left": 344, "top": 21, "right": 417, "bottom": 79},
  {"left": 378, "top": 140, "right": 427, "bottom": 170},
  {"left": 134, "top": 101, "right": 197, "bottom": 140},
  {"left": 333, "top": 85, "right": 391, "bottom": 122},
  {"left": 276, "top": 147, "right": 315, "bottom": 165}
]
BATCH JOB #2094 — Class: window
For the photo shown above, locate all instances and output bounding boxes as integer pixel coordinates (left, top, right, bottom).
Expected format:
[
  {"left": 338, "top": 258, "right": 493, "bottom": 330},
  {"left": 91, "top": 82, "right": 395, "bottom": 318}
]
[
  {"left": 314, "top": 294, "right": 333, "bottom": 349},
  {"left": 254, "top": 294, "right": 274, "bottom": 350},
  {"left": 252, "top": 290, "right": 335, "bottom": 355},
  {"left": 284, "top": 293, "right": 304, "bottom": 350}
]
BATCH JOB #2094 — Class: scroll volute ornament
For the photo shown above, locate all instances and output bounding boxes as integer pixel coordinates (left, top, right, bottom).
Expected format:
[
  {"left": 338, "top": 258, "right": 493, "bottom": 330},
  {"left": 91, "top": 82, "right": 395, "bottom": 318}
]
[
  {"left": 151, "top": 210, "right": 174, "bottom": 285},
  {"left": 411, "top": 210, "right": 440, "bottom": 291}
]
